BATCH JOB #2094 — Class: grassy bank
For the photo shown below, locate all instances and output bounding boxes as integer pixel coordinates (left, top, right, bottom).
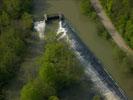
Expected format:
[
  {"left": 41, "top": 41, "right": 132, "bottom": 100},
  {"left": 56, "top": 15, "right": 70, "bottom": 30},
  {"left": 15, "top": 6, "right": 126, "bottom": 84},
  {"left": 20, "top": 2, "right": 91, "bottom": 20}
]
[
  {"left": 100, "top": 0, "right": 133, "bottom": 49},
  {"left": 80, "top": 0, "right": 110, "bottom": 40}
]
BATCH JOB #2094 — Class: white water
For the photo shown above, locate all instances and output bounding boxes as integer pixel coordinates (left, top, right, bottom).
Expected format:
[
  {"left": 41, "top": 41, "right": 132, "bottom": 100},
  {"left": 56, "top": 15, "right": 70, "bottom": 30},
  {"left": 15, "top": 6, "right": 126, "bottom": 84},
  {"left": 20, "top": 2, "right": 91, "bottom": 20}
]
[
  {"left": 34, "top": 20, "right": 46, "bottom": 39},
  {"left": 34, "top": 18, "right": 123, "bottom": 100},
  {"left": 57, "top": 21, "right": 69, "bottom": 41},
  {"left": 57, "top": 21, "right": 120, "bottom": 100}
]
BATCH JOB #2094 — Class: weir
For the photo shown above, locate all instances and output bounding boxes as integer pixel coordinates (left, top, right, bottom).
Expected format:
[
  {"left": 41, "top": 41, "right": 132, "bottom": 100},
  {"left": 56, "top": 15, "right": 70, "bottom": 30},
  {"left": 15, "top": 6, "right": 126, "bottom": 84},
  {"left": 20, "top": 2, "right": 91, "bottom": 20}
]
[
  {"left": 44, "top": 13, "right": 64, "bottom": 23},
  {"left": 57, "top": 20, "right": 128, "bottom": 100},
  {"left": 34, "top": 14, "right": 128, "bottom": 100}
]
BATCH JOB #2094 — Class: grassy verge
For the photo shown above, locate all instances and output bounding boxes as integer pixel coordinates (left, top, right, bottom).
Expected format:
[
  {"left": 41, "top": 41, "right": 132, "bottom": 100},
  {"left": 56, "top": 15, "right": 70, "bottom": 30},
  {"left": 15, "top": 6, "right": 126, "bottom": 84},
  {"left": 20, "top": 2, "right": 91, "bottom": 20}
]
[
  {"left": 99, "top": 0, "right": 133, "bottom": 49},
  {"left": 80, "top": 0, "right": 110, "bottom": 40}
]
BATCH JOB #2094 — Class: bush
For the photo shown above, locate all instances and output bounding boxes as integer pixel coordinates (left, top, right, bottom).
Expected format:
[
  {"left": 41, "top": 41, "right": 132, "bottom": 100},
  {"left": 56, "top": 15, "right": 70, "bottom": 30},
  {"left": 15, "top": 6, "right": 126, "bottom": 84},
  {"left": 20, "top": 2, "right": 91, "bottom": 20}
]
[
  {"left": 93, "top": 95, "right": 101, "bottom": 100},
  {"left": 80, "top": 0, "right": 97, "bottom": 19},
  {"left": 20, "top": 79, "right": 56, "bottom": 100},
  {"left": 39, "top": 41, "right": 83, "bottom": 91},
  {"left": 48, "top": 96, "right": 59, "bottom": 100},
  {"left": 114, "top": 47, "right": 133, "bottom": 73},
  {"left": 21, "top": 12, "right": 33, "bottom": 31},
  {"left": 100, "top": 0, "right": 133, "bottom": 49},
  {"left": 21, "top": 36, "right": 84, "bottom": 100}
]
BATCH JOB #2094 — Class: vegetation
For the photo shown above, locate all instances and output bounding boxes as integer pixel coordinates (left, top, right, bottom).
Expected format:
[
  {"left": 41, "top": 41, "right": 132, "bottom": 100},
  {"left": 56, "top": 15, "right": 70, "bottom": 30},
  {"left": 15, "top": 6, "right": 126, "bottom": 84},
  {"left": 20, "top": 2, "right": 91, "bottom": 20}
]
[
  {"left": 80, "top": 0, "right": 133, "bottom": 73},
  {"left": 100, "top": 0, "right": 133, "bottom": 49},
  {"left": 80, "top": 0, "right": 97, "bottom": 19},
  {"left": 20, "top": 33, "right": 84, "bottom": 100},
  {"left": 80, "top": 0, "right": 110, "bottom": 39},
  {"left": 0, "top": 0, "right": 33, "bottom": 99},
  {"left": 98, "top": 0, "right": 133, "bottom": 72},
  {"left": 93, "top": 95, "right": 101, "bottom": 100},
  {"left": 114, "top": 46, "right": 133, "bottom": 72}
]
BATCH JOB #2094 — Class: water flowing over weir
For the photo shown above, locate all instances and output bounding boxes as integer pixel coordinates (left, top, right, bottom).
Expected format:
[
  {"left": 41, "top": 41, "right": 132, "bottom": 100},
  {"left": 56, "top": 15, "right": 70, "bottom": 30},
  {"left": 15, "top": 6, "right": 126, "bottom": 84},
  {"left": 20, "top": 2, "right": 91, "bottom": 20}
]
[
  {"left": 34, "top": 20, "right": 46, "bottom": 39},
  {"left": 34, "top": 15, "right": 127, "bottom": 100},
  {"left": 57, "top": 20, "right": 127, "bottom": 100}
]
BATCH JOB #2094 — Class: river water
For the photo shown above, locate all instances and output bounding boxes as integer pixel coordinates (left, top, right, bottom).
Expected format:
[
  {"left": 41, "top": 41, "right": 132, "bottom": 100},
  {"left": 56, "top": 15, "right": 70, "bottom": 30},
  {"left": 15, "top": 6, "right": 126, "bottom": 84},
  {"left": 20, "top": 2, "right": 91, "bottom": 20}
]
[{"left": 33, "top": 0, "right": 133, "bottom": 99}]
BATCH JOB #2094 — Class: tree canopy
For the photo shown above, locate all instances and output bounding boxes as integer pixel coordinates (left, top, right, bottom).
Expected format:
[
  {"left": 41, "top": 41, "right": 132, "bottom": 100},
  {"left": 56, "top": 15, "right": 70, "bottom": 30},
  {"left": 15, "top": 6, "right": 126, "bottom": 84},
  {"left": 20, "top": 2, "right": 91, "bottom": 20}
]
[
  {"left": 20, "top": 35, "right": 83, "bottom": 100},
  {"left": 0, "top": 0, "right": 33, "bottom": 99},
  {"left": 100, "top": 0, "right": 133, "bottom": 48}
]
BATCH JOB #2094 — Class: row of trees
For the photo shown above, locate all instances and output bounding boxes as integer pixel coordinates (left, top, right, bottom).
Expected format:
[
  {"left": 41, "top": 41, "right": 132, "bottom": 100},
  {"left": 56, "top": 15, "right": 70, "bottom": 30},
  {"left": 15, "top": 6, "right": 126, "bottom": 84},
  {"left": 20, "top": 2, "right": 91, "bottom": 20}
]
[
  {"left": 20, "top": 35, "right": 84, "bottom": 100},
  {"left": 100, "top": 0, "right": 133, "bottom": 48},
  {"left": 0, "top": 0, "right": 33, "bottom": 99}
]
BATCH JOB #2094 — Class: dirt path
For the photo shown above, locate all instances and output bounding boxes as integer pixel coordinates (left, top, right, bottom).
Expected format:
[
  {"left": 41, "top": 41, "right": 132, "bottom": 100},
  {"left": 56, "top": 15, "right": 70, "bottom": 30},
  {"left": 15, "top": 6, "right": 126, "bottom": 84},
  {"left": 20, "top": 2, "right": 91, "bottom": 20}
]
[{"left": 90, "top": 0, "right": 133, "bottom": 55}]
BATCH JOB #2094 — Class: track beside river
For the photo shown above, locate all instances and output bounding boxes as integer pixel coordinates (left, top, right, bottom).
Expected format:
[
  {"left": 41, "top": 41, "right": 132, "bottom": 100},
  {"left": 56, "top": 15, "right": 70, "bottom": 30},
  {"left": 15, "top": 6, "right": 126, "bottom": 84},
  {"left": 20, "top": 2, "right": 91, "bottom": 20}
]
[{"left": 90, "top": 0, "right": 133, "bottom": 55}]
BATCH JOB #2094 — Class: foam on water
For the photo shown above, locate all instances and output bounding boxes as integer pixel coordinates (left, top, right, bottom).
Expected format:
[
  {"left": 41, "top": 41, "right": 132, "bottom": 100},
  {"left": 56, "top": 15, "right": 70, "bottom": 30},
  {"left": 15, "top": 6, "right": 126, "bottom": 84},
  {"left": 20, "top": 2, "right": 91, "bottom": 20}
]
[
  {"left": 34, "top": 20, "right": 46, "bottom": 39},
  {"left": 57, "top": 21, "right": 68, "bottom": 40},
  {"left": 57, "top": 20, "right": 123, "bottom": 100},
  {"left": 34, "top": 18, "right": 126, "bottom": 100}
]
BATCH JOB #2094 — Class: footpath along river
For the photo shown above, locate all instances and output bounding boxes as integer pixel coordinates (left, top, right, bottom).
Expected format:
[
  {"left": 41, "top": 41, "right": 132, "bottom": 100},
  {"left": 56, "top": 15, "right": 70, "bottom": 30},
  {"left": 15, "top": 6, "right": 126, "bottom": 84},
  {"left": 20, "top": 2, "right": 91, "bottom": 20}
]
[{"left": 33, "top": 0, "right": 133, "bottom": 99}]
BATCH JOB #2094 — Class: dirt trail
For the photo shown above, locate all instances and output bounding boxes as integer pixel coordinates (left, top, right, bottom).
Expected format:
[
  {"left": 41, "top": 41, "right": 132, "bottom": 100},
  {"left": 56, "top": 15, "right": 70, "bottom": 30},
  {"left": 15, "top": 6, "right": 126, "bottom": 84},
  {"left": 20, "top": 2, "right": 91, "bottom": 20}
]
[{"left": 90, "top": 0, "right": 133, "bottom": 55}]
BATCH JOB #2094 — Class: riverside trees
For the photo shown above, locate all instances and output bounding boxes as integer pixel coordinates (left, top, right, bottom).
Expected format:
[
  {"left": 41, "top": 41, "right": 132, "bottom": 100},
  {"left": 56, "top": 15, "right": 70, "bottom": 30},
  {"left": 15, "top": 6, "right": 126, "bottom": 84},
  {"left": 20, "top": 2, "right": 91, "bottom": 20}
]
[
  {"left": 100, "top": 0, "right": 133, "bottom": 49},
  {"left": 20, "top": 34, "right": 83, "bottom": 100},
  {"left": 0, "top": 0, "right": 33, "bottom": 99}
]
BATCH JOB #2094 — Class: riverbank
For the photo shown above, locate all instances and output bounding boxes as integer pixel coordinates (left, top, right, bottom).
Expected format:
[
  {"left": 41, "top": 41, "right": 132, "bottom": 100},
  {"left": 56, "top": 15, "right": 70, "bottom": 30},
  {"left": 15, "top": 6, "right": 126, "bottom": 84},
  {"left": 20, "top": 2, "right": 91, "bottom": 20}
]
[{"left": 90, "top": 0, "right": 133, "bottom": 55}]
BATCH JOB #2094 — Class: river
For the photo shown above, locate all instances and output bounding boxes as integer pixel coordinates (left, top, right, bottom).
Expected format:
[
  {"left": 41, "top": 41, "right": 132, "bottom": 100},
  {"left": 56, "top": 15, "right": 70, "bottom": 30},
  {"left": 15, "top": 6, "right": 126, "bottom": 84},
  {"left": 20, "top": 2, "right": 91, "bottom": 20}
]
[{"left": 33, "top": 0, "right": 133, "bottom": 99}]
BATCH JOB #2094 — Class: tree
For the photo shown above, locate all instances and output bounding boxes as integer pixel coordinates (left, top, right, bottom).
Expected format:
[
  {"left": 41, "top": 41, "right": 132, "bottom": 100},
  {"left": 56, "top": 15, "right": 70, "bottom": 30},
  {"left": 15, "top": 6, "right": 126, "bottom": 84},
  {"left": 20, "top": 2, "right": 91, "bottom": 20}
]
[
  {"left": 21, "top": 0, "right": 33, "bottom": 12},
  {"left": 3, "top": 0, "right": 21, "bottom": 18},
  {"left": 49, "top": 96, "right": 59, "bottom": 100},
  {"left": 20, "top": 33, "right": 84, "bottom": 100},
  {"left": 21, "top": 12, "right": 33, "bottom": 30},
  {"left": 0, "top": 11, "right": 10, "bottom": 26},
  {"left": 93, "top": 95, "right": 101, "bottom": 100},
  {"left": 80, "top": 0, "right": 96, "bottom": 19},
  {"left": 0, "top": 27, "right": 26, "bottom": 86},
  {"left": 0, "top": 0, "right": 33, "bottom": 99},
  {"left": 20, "top": 79, "right": 56, "bottom": 100},
  {"left": 39, "top": 41, "right": 83, "bottom": 91}
]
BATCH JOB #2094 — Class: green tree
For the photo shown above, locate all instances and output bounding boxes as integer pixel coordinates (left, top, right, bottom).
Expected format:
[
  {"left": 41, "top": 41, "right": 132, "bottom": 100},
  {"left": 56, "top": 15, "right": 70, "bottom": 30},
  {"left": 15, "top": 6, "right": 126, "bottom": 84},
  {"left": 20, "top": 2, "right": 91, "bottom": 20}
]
[
  {"left": 21, "top": 12, "right": 33, "bottom": 30},
  {"left": 20, "top": 79, "right": 56, "bottom": 100},
  {"left": 0, "top": 11, "right": 10, "bottom": 26},
  {"left": 80, "top": 0, "right": 96, "bottom": 19},
  {"left": 20, "top": 34, "right": 84, "bottom": 100},
  {"left": 3, "top": 0, "right": 21, "bottom": 18},
  {"left": 49, "top": 96, "right": 59, "bottom": 100},
  {"left": 93, "top": 95, "right": 101, "bottom": 100},
  {"left": 39, "top": 41, "right": 83, "bottom": 91}
]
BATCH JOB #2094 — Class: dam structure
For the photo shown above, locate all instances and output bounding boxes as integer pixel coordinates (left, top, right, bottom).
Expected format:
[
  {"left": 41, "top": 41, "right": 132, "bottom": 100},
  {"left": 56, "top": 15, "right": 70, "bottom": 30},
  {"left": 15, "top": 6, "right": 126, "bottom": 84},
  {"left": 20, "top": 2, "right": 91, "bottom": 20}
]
[
  {"left": 35, "top": 14, "right": 128, "bottom": 100},
  {"left": 44, "top": 13, "right": 64, "bottom": 23}
]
